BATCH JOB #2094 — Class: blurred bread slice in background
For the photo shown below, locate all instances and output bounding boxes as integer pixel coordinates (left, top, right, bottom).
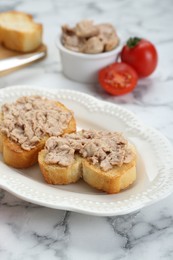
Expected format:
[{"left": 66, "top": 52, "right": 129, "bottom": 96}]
[{"left": 0, "top": 11, "right": 42, "bottom": 52}]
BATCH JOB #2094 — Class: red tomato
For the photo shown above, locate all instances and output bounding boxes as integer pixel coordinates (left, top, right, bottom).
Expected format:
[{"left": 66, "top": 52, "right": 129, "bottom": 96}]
[
  {"left": 98, "top": 62, "right": 138, "bottom": 96},
  {"left": 121, "top": 37, "right": 158, "bottom": 78}
]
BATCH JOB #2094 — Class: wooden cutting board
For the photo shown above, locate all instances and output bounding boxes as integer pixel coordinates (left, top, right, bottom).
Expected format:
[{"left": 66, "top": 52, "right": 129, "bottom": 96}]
[{"left": 0, "top": 43, "right": 47, "bottom": 76}]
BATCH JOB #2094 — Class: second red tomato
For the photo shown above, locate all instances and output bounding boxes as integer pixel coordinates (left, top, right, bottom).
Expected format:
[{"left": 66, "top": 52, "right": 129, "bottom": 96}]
[{"left": 121, "top": 37, "right": 158, "bottom": 78}]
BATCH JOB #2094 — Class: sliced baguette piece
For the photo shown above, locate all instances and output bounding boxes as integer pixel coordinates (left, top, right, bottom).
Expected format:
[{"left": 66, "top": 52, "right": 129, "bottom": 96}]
[
  {"left": 83, "top": 159, "right": 136, "bottom": 193},
  {"left": 82, "top": 143, "right": 136, "bottom": 194},
  {"left": 0, "top": 11, "right": 42, "bottom": 52},
  {"left": 0, "top": 100, "right": 76, "bottom": 169},
  {"left": 38, "top": 151, "right": 82, "bottom": 184}
]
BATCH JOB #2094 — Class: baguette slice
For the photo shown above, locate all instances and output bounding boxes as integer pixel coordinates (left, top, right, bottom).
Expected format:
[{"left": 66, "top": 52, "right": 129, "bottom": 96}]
[
  {"left": 39, "top": 151, "right": 82, "bottom": 184},
  {"left": 0, "top": 11, "right": 42, "bottom": 52},
  {"left": 0, "top": 101, "right": 76, "bottom": 169},
  {"left": 82, "top": 144, "right": 136, "bottom": 194}
]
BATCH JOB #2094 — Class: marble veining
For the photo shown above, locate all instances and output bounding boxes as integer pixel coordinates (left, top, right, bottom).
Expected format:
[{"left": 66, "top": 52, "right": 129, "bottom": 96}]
[{"left": 0, "top": 0, "right": 173, "bottom": 259}]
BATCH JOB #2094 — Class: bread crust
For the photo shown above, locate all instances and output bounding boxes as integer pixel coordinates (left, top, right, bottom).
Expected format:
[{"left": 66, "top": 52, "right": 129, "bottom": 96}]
[
  {"left": 0, "top": 11, "right": 43, "bottom": 52},
  {"left": 0, "top": 101, "right": 76, "bottom": 169},
  {"left": 38, "top": 143, "right": 136, "bottom": 193}
]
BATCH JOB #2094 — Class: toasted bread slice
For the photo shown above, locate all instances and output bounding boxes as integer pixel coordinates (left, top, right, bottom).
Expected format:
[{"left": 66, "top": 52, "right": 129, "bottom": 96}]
[
  {"left": 82, "top": 150, "right": 136, "bottom": 194},
  {"left": 0, "top": 99, "right": 76, "bottom": 169},
  {"left": 0, "top": 11, "right": 42, "bottom": 52},
  {"left": 38, "top": 134, "right": 136, "bottom": 193},
  {"left": 39, "top": 151, "right": 82, "bottom": 184}
]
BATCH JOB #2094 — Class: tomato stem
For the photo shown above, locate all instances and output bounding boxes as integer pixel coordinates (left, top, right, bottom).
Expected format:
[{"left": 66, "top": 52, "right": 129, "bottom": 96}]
[{"left": 127, "top": 37, "right": 141, "bottom": 48}]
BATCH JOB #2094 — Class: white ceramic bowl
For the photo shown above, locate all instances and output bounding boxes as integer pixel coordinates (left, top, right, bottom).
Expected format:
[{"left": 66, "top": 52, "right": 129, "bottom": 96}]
[{"left": 56, "top": 34, "right": 121, "bottom": 83}]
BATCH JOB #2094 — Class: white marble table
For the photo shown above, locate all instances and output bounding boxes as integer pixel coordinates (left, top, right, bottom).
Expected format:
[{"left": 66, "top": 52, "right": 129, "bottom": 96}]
[{"left": 0, "top": 0, "right": 173, "bottom": 259}]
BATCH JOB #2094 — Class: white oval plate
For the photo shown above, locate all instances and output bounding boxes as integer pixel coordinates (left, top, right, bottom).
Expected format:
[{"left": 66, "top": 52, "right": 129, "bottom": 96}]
[{"left": 0, "top": 85, "right": 173, "bottom": 216}]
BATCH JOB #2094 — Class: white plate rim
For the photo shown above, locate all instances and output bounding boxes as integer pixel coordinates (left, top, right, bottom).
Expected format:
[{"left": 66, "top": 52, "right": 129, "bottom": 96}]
[{"left": 0, "top": 85, "right": 173, "bottom": 216}]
